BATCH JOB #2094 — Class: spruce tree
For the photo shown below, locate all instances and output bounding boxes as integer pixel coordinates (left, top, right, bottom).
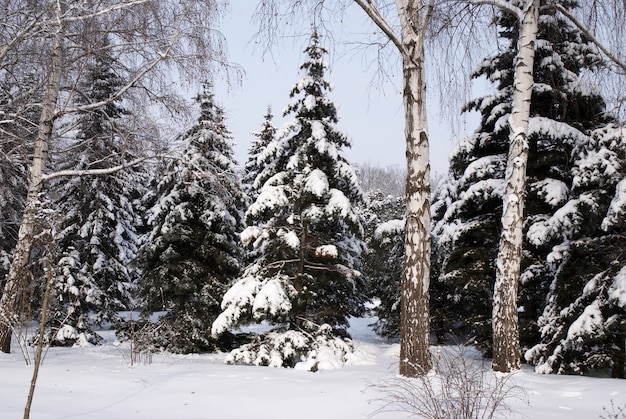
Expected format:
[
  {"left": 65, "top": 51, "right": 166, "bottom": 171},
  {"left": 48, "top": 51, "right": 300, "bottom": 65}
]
[
  {"left": 51, "top": 44, "right": 145, "bottom": 345},
  {"left": 361, "top": 189, "right": 404, "bottom": 339},
  {"left": 432, "top": 3, "right": 608, "bottom": 355},
  {"left": 525, "top": 124, "right": 626, "bottom": 378},
  {"left": 242, "top": 106, "right": 276, "bottom": 204},
  {"left": 135, "top": 85, "right": 244, "bottom": 354},
  {"left": 212, "top": 33, "right": 366, "bottom": 369}
]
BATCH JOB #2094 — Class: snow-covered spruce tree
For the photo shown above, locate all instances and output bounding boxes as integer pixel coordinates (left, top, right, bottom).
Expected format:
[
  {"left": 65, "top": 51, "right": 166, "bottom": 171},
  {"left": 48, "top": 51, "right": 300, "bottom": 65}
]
[
  {"left": 242, "top": 106, "right": 276, "bottom": 206},
  {"left": 50, "top": 43, "right": 146, "bottom": 345},
  {"left": 212, "top": 33, "right": 366, "bottom": 369},
  {"left": 135, "top": 85, "right": 244, "bottom": 354},
  {"left": 361, "top": 189, "right": 405, "bottom": 339},
  {"left": 525, "top": 124, "right": 626, "bottom": 378},
  {"left": 432, "top": 2, "right": 608, "bottom": 356}
]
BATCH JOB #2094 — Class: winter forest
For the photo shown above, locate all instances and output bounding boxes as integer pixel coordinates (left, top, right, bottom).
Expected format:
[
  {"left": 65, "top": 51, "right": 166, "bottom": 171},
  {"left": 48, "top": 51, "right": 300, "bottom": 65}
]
[{"left": 1, "top": 0, "right": 626, "bottom": 418}]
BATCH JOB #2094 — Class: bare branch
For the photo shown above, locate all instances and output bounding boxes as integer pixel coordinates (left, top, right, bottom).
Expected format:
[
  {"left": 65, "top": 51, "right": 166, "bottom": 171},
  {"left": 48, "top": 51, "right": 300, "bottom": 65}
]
[
  {"left": 57, "top": 33, "right": 177, "bottom": 117},
  {"left": 61, "top": 0, "right": 154, "bottom": 23},
  {"left": 421, "top": 0, "right": 436, "bottom": 31},
  {"left": 352, "top": 0, "right": 404, "bottom": 54},
  {"left": 549, "top": 3, "right": 626, "bottom": 75},
  {"left": 469, "top": 0, "right": 522, "bottom": 19},
  {"left": 0, "top": 8, "right": 49, "bottom": 66}
]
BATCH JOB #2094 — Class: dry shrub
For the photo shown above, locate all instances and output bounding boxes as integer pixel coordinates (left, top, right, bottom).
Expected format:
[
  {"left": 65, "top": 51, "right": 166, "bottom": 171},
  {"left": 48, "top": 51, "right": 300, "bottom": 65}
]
[{"left": 369, "top": 346, "right": 527, "bottom": 419}]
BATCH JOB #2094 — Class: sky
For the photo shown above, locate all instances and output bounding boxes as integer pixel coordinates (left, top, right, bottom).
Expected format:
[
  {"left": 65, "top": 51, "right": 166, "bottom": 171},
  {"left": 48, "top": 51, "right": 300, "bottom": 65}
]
[{"left": 214, "top": 2, "right": 481, "bottom": 176}]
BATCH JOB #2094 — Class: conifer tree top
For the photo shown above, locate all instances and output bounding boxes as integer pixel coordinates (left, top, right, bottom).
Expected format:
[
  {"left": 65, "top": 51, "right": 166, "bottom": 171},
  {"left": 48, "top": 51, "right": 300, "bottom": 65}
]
[{"left": 283, "top": 31, "right": 339, "bottom": 125}]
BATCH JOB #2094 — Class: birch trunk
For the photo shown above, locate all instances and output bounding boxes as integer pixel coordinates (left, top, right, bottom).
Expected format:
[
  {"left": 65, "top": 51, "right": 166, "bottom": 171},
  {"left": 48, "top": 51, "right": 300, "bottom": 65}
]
[
  {"left": 396, "top": 0, "right": 432, "bottom": 377},
  {"left": 353, "top": 0, "right": 432, "bottom": 377},
  {"left": 492, "top": 0, "right": 538, "bottom": 373},
  {"left": 0, "top": 6, "right": 64, "bottom": 353}
]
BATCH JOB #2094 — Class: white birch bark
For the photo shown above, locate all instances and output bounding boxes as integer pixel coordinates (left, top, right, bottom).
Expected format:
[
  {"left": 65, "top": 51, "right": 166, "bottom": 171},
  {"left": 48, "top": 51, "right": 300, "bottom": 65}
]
[
  {"left": 0, "top": 2, "right": 65, "bottom": 353},
  {"left": 492, "top": 0, "right": 539, "bottom": 373},
  {"left": 354, "top": 0, "right": 434, "bottom": 376},
  {"left": 395, "top": 0, "right": 433, "bottom": 378}
]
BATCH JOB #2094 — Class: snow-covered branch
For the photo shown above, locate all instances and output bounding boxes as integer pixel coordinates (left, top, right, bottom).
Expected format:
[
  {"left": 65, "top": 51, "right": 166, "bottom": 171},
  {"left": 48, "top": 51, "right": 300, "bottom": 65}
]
[
  {"left": 61, "top": 0, "right": 153, "bottom": 23},
  {"left": 468, "top": 0, "right": 522, "bottom": 20},
  {"left": 41, "top": 156, "right": 153, "bottom": 182}
]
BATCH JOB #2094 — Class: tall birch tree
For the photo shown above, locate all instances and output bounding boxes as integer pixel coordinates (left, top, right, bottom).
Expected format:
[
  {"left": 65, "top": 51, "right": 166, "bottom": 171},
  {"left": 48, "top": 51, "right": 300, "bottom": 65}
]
[
  {"left": 0, "top": 0, "right": 230, "bottom": 353},
  {"left": 468, "top": 0, "right": 626, "bottom": 373},
  {"left": 492, "top": 0, "right": 539, "bottom": 374},
  {"left": 0, "top": 0, "right": 65, "bottom": 353},
  {"left": 352, "top": 0, "right": 434, "bottom": 377}
]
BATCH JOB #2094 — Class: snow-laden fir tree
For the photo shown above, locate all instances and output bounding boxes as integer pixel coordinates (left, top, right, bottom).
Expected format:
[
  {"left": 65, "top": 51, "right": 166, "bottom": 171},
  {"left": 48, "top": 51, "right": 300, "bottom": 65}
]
[
  {"left": 135, "top": 84, "right": 244, "bottom": 354},
  {"left": 242, "top": 106, "right": 276, "bottom": 206},
  {"left": 525, "top": 123, "right": 626, "bottom": 378},
  {"left": 50, "top": 43, "right": 146, "bottom": 345},
  {"left": 360, "top": 189, "right": 404, "bottom": 339},
  {"left": 212, "top": 32, "right": 366, "bottom": 369},
  {"left": 432, "top": 2, "right": 609, "bottom": 355}
]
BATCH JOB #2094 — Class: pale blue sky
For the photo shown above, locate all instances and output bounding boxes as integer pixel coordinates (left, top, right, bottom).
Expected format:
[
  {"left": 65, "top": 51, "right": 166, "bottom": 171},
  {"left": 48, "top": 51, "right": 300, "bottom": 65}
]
[{"left": 215, "top": 2, "right": 479, "bottom": 175}]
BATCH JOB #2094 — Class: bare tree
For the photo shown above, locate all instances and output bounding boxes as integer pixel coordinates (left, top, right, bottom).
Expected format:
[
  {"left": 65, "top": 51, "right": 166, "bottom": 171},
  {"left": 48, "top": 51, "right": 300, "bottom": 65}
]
[
  {"left": 0, "top": 0, "right": 232, "bottom": 353},
  {"left": 356, "top": 162, "right": 406, "bottom": 197}
]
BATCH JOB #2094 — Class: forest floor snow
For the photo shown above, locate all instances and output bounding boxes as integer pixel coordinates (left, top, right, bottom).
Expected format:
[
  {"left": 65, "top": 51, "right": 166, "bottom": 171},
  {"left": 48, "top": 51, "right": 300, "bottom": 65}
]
[{"left": 1, "top": 316, "right": 625, "bottom": 418}]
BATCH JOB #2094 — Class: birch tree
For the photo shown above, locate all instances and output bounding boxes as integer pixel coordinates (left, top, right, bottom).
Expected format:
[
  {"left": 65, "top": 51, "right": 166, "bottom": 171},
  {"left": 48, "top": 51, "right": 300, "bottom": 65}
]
[
  {"left": 0, "top": 0, "right": 65, "bottom": 353},
  {"left": 0, "top": 0, "right": 230, "bottom": 353},
  {"left": 469, "top": 0, "right": 626, "bottom": 373},
  {"left": 491, "top": 0, "right": 539, "bottom": 374},
  {"left": 351, "top": 0, "right": 434, "bottom": 378}
]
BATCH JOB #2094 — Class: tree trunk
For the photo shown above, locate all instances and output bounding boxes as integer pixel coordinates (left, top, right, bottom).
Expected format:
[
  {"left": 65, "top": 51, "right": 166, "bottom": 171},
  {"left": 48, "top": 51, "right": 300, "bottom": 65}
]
[
  {"left": 397, "top": 0, "right": 432, "bottom": 377},
  {"left": 613, "top": 333, "right": 625, "bottom": 379},
  {"left": 492, "top": 0, "right": 538, "bottom": 373},
  {"left": 0, "top": 6, "right": 64, "bottom": 354},
  {"left": 23, "top": 245, "right": 55, "bottom": 419}
]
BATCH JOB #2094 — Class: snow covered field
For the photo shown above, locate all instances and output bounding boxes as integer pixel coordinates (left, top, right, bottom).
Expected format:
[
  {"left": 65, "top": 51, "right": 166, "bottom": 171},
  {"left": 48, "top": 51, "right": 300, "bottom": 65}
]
[{"left": 1, "top": 317, "right": 624, "bottom": 418}]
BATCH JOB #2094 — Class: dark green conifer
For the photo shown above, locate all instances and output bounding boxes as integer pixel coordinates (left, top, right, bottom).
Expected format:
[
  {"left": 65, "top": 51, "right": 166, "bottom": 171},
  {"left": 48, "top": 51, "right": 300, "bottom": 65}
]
[{"left": 135, "top": 85, "right": 244, "bottom": 353}]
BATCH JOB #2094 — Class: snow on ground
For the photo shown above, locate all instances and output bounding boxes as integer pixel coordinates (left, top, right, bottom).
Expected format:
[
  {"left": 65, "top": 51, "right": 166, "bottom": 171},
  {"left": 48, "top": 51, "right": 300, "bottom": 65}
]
[{"left": 1, "top": 317, "right": 624, "bottom": 418}]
